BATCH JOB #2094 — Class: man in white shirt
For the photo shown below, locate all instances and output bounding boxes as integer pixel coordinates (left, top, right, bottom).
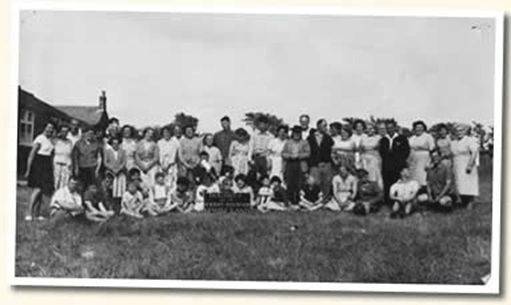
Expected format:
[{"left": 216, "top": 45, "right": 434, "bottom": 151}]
[
  {"left": 67, "top": 119, "right": 82, "bottom": 147},
  {"left": 299, "top": 114, "right": 312, "bottom": 139},
  {"left": 49, "top": 176, "right": 84, "bottom": 223}
]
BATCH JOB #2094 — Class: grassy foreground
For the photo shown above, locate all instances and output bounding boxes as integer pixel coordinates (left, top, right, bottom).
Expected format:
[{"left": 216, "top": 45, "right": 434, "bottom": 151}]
[{"left": 15, "top": 169, "right": 493, "bottom": 283}]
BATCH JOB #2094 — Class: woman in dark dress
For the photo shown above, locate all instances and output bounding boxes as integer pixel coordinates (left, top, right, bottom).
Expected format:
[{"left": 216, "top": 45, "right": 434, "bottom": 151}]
[{"left": 24, "top": 122, "right": 56, "bottom": 221}]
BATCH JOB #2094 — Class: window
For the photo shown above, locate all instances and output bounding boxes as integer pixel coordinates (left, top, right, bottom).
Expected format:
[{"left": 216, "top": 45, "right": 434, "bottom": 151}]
[{"left": 19, "top": 108, "right": 35, "bottom": 146}]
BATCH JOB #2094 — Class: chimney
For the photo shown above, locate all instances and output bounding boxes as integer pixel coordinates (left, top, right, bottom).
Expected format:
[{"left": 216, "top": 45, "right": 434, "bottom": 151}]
[{"left": 99, "top": 90, "right": 107, "bottom": 112}]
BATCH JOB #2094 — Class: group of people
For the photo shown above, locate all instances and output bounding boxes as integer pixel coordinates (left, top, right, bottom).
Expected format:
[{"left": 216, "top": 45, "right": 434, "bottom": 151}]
[{"left": 23, "top": 113, "right": 481, "bottom": 223}]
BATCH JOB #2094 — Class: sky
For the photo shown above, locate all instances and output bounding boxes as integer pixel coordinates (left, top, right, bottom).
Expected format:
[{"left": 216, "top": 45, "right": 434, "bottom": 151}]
[{"left": 18, "top": 10, "right": 497, "bottom": 132}]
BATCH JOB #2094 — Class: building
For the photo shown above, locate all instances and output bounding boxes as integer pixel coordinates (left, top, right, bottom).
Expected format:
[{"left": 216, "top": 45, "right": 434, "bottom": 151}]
[{"left": 17, "top": 86, "right": 109, "bottom": 176}]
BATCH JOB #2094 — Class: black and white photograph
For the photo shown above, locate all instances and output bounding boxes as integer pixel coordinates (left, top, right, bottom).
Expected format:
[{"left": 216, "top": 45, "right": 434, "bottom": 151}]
[{"left": 10, "top": 5, "right": 503, "bottom": 294}]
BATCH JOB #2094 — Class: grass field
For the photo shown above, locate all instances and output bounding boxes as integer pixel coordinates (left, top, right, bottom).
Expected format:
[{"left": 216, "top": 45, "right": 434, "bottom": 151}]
[{"left": 14, "top": 164, "right": 493, "bottom": 284}]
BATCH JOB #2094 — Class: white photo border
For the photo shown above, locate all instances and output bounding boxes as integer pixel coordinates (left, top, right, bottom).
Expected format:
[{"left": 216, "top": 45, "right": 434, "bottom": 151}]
[{"left": 8, "top": 1, "right": 505, "bottom": 295}]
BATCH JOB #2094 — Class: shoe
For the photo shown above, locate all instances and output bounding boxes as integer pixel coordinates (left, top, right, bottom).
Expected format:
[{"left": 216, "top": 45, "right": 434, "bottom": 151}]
[{"left": 24, "top": 215, "right": 33, "bottom": 222}]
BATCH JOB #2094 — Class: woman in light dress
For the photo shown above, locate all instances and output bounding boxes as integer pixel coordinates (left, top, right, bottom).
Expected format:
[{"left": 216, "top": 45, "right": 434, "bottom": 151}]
[
  {"left": 53, "top": 125, "right": 73, "bottom": 191},
  {"left": 120, "top": 125, "right": 138, "bottom": 170},
  {"left": 408, "top": 121, "right": 436, "bottom": 187},
  {"left": 229, "top": 128, "right": 251, "bottom": 176},
  {"left": 359, "top": 123, "right": 383, "bottom": 189},
  {"left": 451, "top": 123, "right": 480, "bottom": 207},
  {"left": 435, "top": 123, "right": 452, "bottom": 161},
  {"left": 267, "top": 125, "right": 288, "bottom": 180},
  {"left": 351, "top": 119, "right": 367, "bottom": 169},
  {"left": 134, "top": 128, "right": 160, "bottom": 187},
  {"left": 331, "top": 125, "right": 356, "bottom": 172}
]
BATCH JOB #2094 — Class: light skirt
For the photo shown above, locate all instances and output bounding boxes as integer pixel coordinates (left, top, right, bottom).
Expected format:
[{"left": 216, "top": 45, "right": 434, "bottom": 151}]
[{"left": 53, "top": 163, "right": 71, "bottom": 190}]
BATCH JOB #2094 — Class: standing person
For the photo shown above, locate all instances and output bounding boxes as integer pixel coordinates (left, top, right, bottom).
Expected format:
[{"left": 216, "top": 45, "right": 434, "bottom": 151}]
[
  {"left": 157, "top": 126, "right": 180, "bottom": 191},
  {"left": 24, "top": 122, "right": 56, "bottom": 221},
  {"left": 72, "top": 127, "right": 103, "bottom": 190},
  {"left": 104, "top": 117, "right": 121, "bottom": 151},
  {"left": 408, "top": 121, "right": 436, "bottom": 188},
  {"left": 451, "top": 123, "right": 480, "bottom": 208},
  {"left": 120, "top": 125, "right": 138, "bottom": 171},
  {"left": 103, "top": 137, "right": 127, "bottom": 204},
  {"left": 135, "top": 128, "right": 160, "bottom": 187},
  {"left": 202, "top": 133, "right": 223, "bottom": 177},
  {"left": 213, "top": 116, "right": 236, "bottom": 170},
  {"left": 67, "top": 119, "right": 81, "bottom": 147},
  {"left": 299, "top": 114, "right": 312, "bottom": 140},
  {"left": 267, "top": 125, "right": 288, "bottom": 181},
  {"left": 53, "top": 125, "right": 73, "bottom": 191},
  {"left": 282, "top": 126, "right": 311, "bottom": 207},
  {"left": 379, "top": 121, "right": 411, "bottom": 205},
  {"left": 351, "top": 119, "right": 367, "bottom": 169},
  {"left": 178, "top": 125, "right": 202, "bottom": 187},
  {"left": 228, "top": 128, "right": 251, "bottom": 176},
  {"left": 436, "top": 123, "right": 452, "bottom": 160},
  {"left": 249, "top": 116, "right": 273, "bottom": 177},
  {"left": 417, "top": 149, "right": 455, "bottom": 212},
  {"left": 360, "top": 123, "right": 383, "bottom": 189},
  {"left": 307, "top": 119, "right": 335, "bottom": 202},
  {"left": 332, "top": 125, "right": 356, "bottom": 172}
]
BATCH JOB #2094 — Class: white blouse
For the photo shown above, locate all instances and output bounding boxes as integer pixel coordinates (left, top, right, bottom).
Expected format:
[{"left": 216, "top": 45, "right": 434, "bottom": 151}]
[{"left": 33, "top": 134, "right": 54, "bottom": 156}]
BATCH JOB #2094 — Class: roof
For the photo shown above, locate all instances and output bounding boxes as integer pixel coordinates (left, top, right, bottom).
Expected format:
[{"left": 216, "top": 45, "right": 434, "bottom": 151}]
[
  {"left": 19, "top": 87, "right": 74, "bottom": 120},
  {"left": 56, "top": 106, "right": 107, "bottom": 127}
]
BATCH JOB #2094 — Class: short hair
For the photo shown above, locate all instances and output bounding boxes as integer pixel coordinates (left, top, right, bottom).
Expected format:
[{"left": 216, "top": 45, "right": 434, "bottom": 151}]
[
  {"left": 108, "top": 117, "right": 119, "bottom": 125},
  {"left": 221, "top": 165, "right": 235, "bottom": 176},
  {"left": 177, "top": 177, "right": 190, "bottom": 187},
  {"left": 143, "top": 127, "right": 154, "bottom": 137},
  {"left": 121, "top": 125, "right": 137, "bottom": 138},
  {"left": 437, "top": 123, "right": 448, "bottom": 131},
  {"left": 128, "top": 168, "right": 141, "bottom": 177},
  {"left": 200, "top": 151, "right": 209, "bottom": 158},
  {"left": 353, "top": 119, "right": 366, "bottom": 130},
  {"left": 330, "top": 122, "right": 343, "bottom": 132},
  {"left": 161, "top": 126, "right": 171, "bottom": 134},
  {"left": 340, "top": 125, "right": 353, "bottom": 137},
  {"left": 155, "top": 172, "right": 165, "bottom": 180},
  {"left": 276, "top": 125, "right": 289, "bottom": 134},
  {"left": 413, "top": 120, "right": 427, "bottom": 131},
  {"left": 202, "top": 133, "right": 213, "bottom": 145},
  {"left": 234, "top": 174, "right": 247, "bottom": 183},
  {"left": 107, "top": 136, "right": 122, "bottom": 146},
  {"left": 104, "top": 172, "right": 114, "bottom": 180},
  {"left": 58, "top": 124, "right": 69, "bottom": 132},
  {"left": 291, "top": 125, "right": 303, "bottom": 135},
  {"left": 220, "top": 116, "right": 231, "bottom": 123},
  {"left": 183, "top": 125, "right": 195, "bottom": 133},
  {"left": 316, "top": 119, "right": 327, "bottom": 128},
  {"left": 270, "top": 176, "right": 282, "bottom": 184},
  {"left": 299, "top": 114, "right": 310, "bottom": 121}
]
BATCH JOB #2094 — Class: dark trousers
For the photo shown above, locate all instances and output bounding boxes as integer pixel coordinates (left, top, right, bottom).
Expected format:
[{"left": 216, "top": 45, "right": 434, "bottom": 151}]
[
  {"left": 285, "top": 160, "right": 303, "bottom": 205},
  {"left": 253, "top": 155, "right": 269, "bottom": 177},
  {"left": 309, "top": 163, "right": 333, "bottom": 202},
  {"left": 78, "top": 166, "right": 98, "bottom": 190}
]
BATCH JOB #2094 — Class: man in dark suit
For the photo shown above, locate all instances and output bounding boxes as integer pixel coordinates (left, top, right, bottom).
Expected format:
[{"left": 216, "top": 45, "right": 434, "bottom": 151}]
[
  {"left": 379, "top": 121, "right": 411, "bottom": 205},
  {"left": 307, "top": 119, "right": 335, "bottom": 203}
]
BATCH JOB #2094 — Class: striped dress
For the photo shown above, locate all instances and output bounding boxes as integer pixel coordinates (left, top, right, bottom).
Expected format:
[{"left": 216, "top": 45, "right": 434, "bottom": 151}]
[{"left": 104, "top": 147, "right": 127, "bottom": 198}]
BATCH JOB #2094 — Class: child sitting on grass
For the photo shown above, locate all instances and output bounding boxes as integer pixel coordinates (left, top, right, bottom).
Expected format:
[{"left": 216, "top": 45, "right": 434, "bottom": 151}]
[
  {"left": 146, "top": 172, "right": 173, "bottom": 216},
  {"left": 120, "top": 181, "right": 145, "bottom": 218},
  {"left": 128, "top": 168, "right": 150, "bottom": 199},
  {"left": 259, "top": 176, "right": 289, "bottom": 212},
  {"left": 390, "top": 166, "right": 420, "bottom": 219},
  {"left": 169, "top": 177, "right": 195, "bottom": 213},
  {"left": 232, "top": 174, "right": 255, "bottom": 207},
  {"left": 195, "top": 172, "right": 220, "bottom": 212},
  {"left": 299, "top": 174, "right": 323, "bottom": 211},
  {"left": 256, "top": 175, "right": 272, "bottom": 211},
  {"left": 83, "top": 179, "right": 115, "bottom": 222}
]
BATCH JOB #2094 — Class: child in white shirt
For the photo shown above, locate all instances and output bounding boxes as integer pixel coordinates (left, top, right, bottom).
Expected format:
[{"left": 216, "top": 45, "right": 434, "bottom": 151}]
[
  {"left": 390, "top": 166, "right": 420, "bottom": 218},
  {"left": 121, "top": 182, "right": 145, "bottom": 218}
]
